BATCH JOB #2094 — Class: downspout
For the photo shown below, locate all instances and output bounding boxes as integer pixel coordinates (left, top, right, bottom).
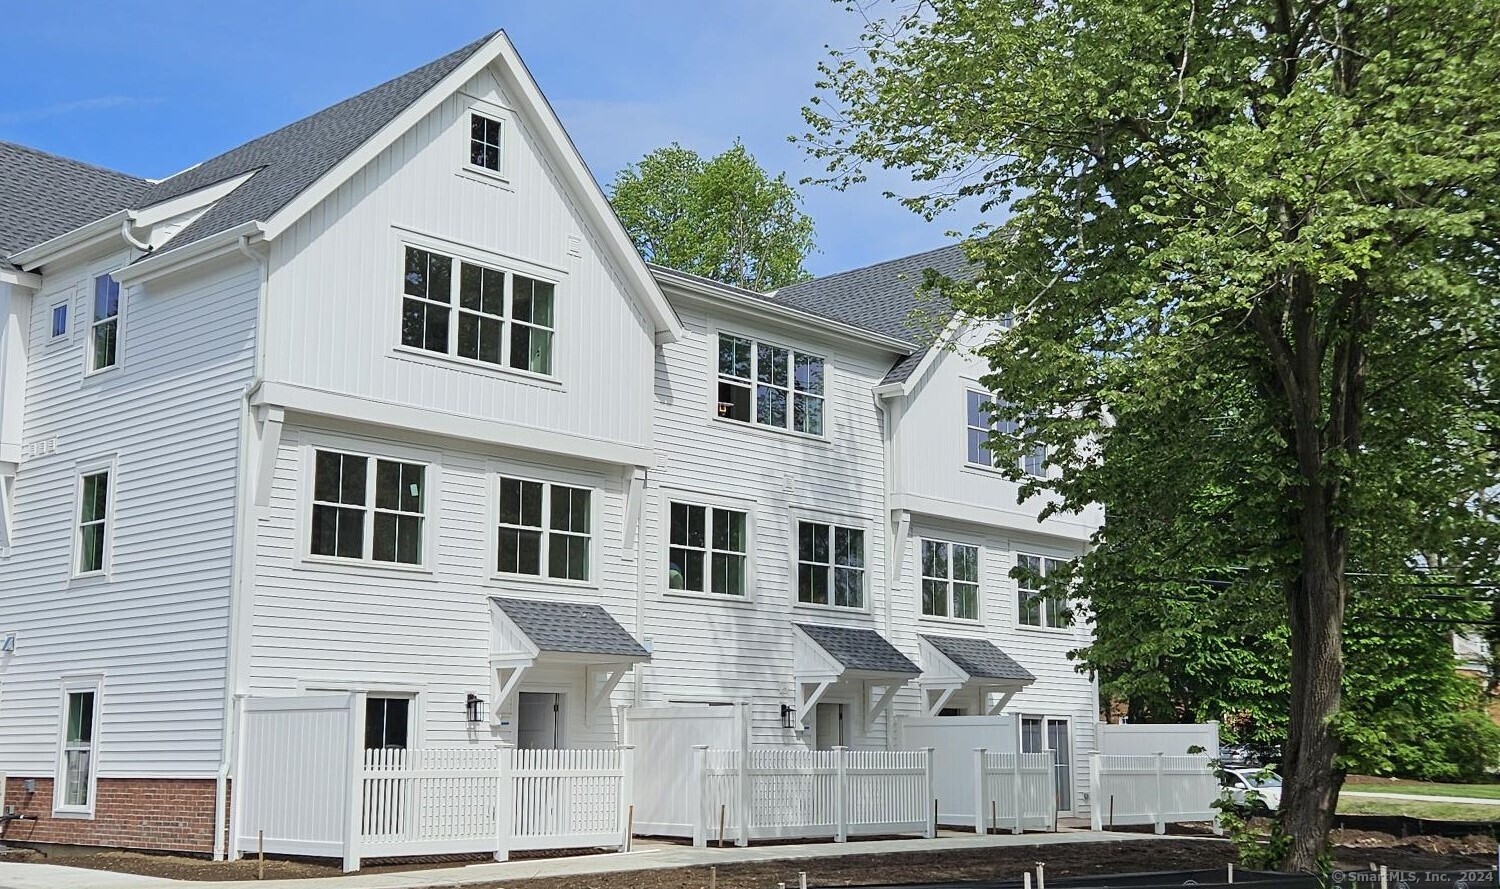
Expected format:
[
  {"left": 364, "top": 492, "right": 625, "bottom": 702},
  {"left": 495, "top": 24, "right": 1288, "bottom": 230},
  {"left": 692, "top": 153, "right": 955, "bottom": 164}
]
[
  {"left": 119, "top": 215, "right": 151, "bottom": 252},
  {"left": 213, "top": 234, "right": 268, "bottom": 861}
]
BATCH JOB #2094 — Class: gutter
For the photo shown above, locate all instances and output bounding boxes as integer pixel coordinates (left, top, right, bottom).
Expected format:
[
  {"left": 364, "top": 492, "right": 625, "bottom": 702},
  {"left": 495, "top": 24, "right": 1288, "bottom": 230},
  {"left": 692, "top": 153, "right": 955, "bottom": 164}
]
[
  {"left": 10, "top": 210, "right": 133, "bottom": 270},
  {"left": 110, "top": 221, "right": 266, "bottom": 285}
]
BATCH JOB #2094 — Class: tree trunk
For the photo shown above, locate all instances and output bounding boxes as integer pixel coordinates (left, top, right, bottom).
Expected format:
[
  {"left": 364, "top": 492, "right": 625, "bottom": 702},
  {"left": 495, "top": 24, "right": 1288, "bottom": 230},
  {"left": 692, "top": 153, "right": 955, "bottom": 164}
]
[{"left": 1279, "top": 506, "right": 1347, "bottom": 872}]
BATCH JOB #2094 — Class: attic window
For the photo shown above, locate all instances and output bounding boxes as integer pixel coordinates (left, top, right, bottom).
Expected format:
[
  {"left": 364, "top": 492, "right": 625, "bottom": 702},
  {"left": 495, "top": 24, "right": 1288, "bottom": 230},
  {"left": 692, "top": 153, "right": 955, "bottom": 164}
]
[{"left": 470, "top": 113, "right": 503, "bottom": 173}]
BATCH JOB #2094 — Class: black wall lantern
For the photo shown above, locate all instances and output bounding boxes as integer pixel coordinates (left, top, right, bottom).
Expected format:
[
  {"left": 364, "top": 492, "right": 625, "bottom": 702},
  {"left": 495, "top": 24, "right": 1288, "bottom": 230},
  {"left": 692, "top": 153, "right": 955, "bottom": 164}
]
[
  {"left": 466, "top": 693, "right": 485, "bottom": 724},
  {"left": 780, "top": 703, "right": 797, "bottom": 730}
]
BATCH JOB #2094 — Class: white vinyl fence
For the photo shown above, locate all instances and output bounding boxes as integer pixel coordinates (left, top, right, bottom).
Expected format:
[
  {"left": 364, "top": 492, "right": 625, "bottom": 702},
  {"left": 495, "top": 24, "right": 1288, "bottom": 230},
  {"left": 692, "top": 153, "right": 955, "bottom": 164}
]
[
  {"left": 622, "top": 704, "right": 745, "bottom": 837},
  {"left": 1089, "top": 752, "right": 1220, "bottom": 832},
  {"left": 971, "top": 750, "right": 1057, "bottom": 834},
  {"left": 690, "top": 745, "right": 935, "bottom": 846}
]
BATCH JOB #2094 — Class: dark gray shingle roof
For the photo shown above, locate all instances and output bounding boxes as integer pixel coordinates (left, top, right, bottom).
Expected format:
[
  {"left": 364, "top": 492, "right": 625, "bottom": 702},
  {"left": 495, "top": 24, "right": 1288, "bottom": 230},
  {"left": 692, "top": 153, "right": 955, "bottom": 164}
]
[
  {"left": 135, "top": 32, "right": 496, "bottom": 258},
  {"left": 770, "top": 244, "right": 976, "bottom": 384},
  {"left": 921, "top": 634, "right": 1035, "bottom": 682},
  {"left": 493, "top": 597, "right": 649, "bottom": 658},
  {"left": 796, "top": 623, "right": 920, "bottom": 676},
  {"left": 0, "top": 142, "right": 151, "bottom": 268}
]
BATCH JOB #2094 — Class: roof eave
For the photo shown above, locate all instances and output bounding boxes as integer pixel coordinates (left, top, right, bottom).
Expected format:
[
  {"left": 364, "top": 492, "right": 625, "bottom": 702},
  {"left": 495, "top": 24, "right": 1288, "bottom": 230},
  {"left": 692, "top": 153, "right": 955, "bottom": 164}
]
[
  {"left": 110, "top": 221, "right": 265, "bottom": 285},
  {"left": 654, "top": 266, "right": 918, "bottom": 354},
  {"left": 10, "top": 209, "right": 133, "bottom": 271}
]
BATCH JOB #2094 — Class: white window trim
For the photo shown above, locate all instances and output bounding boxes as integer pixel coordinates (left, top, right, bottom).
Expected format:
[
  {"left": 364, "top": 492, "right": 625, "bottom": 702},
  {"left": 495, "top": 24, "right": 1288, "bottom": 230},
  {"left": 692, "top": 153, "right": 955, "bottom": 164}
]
[
  {"left": 789, "top": 510, "right": 872, "bottom": 612},
  {"left": 660, "top": 488, "right": 756, "bottom": 602},
  {"left": 459, "top": 97, "right": 513, "bottom": 186},
  {"left": 47, "top": 295, "right": 73, "bottom": 345},
  {"left": 53, "top": 675, "right": 104, "bottom": 819},
  {"left": 305, "top": 684, "right": 426, "bottom": 749},
  {"left": 964, "top": 387, "right": 1046, "bottom": 478},
  {"left": 391, "top": 234, "right": 563, "bottom": 383},
  {"left": 70, "top": 458, "right": 117, "bottom": 581},
  {"left": 1015, "top": 552, "right": 1072, "bottom": 631},
  {"left": 489, "top": 472, "right": 598, "bottom": 587},
  {"left": 918, "top": 537, "right": 983, "bottom": 623},
  {"left": 0, "top": 471, "right": 15, "bottom": 554},
  {"left": 84, "top": 274, "right": 123, "bottom": 377},
  {"left": 297, "top": 438, "right": 440, "bottom": 574},
  {"left": 708, "top": 326, "right": 830, "bottom": 441}
]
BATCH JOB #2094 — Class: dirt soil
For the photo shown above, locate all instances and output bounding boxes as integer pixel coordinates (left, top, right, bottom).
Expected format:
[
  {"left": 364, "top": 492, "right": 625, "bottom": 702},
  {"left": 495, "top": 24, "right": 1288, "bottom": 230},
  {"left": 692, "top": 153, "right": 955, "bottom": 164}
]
[{"left": 0, "top": 833, "right": 1494, "bottom": 886}]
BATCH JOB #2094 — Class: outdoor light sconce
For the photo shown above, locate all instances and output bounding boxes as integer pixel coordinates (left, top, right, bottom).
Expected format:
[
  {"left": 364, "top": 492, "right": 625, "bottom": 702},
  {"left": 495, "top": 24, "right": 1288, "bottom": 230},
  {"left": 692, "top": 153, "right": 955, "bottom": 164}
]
[
  {"left": 466, "top": 693, "right": 485, "bottom": 724},
  {"left": 780, "top": 703, "right": 797, "bottom": 730}
]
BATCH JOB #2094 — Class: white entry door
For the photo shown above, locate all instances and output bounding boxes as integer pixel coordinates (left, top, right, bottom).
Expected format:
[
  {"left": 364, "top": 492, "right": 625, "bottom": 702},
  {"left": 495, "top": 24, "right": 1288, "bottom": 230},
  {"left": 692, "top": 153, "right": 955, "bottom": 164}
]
[
  {"left": 1021, "top": 715, "right": 1073, "bottom": 815},
  {"left": 517, "top": 692, "right": 562, "bottom": 749},
  {"left": 814, "top": 702, "right": 846, "bottom": 750}
]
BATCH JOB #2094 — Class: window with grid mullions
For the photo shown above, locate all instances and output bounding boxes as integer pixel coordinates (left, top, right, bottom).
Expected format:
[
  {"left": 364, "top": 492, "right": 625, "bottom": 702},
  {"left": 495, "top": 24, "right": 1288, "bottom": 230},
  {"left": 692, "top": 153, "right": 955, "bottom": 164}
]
[
  {"left": 1016, "top": 554, "right": 1071, "bottom": 628},
  {"left": 797, "top": 522, "right": 864, "bottom": 608},
  {"left": 496, "top": 477, "right": 592, "bottom": 581},
  {"left": 668, "top": 502, "right": 747, "bottom": 596},
  {"left": 920, "top": 539, "right": 980, "bottom": 620},
  {"left": 716, "top": 334, "right": 824, "bottom": 436},
  {"left": 401, "top": 246, "right": 555, "bottom": 375},
  {"left": 310, "top": 450, "right": 426, "bottom": 565},
  {"left": 470, "top": 113, "right": 503, "bottom": 172}
]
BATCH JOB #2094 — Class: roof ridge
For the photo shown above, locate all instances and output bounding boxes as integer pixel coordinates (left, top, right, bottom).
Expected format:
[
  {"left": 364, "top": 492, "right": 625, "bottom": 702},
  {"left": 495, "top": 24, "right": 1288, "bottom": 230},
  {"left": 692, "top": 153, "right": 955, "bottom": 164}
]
[
  {"left": 780, "top": 242, "right": 969, "bottom": 293},
  {"left": 0, "top": 139, "right": 150, "bottom": 186},
  {"left": 152, "top": 30, "right": 500, "bottom": 192}
]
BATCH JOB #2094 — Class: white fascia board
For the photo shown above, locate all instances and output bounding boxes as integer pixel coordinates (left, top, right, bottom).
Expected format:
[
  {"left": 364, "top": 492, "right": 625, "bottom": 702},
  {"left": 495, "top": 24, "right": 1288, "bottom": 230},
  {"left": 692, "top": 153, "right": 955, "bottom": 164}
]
[
  {"left": 876, "top": 314, "right": 970, "bottom": 400},
  {"left": 916, "top": 636, "right": 972, "bottom": 686},
  {"left": 655, "top": 268, "right": 917, "bottom": 356},
  {"left": 9, "top": 210, "right": 132, "bottom": 271},
  {"left": 0, "top": 268, "right": 42, "bottom": 290},
  {"left": 255, "top": 31, "right": 684, "bottom": 345},
  {"left": 109, "top": 222, "right": 265, "bottom": 285},
  {"left": 251, "top": 380, "right": 654, "bottom": 469},
  {"left": 892, "top": 492, "right": 1097, "bottom": 543},
  {"left": 132, "top": 170, "right": 257, "bottom": 229}
]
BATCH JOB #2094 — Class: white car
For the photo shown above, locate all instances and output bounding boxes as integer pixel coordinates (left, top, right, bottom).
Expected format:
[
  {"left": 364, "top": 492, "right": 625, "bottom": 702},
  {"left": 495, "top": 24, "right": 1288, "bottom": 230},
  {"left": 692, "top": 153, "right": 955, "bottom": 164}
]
[{"left": 1222, "top": 767, "right": 1282, "bottom": 812}]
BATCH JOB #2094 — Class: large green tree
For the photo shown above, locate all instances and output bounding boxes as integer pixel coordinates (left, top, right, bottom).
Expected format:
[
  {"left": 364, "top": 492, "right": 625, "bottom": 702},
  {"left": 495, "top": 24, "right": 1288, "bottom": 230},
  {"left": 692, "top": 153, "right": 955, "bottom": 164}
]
[
  {"left": 608, "top": 142, "right": 814, "bottom": 290},
  {"left": 804, "top": 0, "right": 1500, "bottom": 870}
]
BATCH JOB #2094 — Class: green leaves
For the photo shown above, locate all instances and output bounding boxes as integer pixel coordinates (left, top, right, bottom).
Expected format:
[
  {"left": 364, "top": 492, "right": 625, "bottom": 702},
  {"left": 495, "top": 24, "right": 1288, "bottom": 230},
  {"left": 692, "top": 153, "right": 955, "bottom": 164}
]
[{"left": 607, "top": 142, "right": 815, "bottom": 290}]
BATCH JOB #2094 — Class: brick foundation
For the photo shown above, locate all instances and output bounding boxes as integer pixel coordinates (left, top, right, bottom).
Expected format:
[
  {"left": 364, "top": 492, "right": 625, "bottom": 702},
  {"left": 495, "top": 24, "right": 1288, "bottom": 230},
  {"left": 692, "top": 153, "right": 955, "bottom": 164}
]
[{"left": 1, "top": 777, "right": 222, "bottom": 854}]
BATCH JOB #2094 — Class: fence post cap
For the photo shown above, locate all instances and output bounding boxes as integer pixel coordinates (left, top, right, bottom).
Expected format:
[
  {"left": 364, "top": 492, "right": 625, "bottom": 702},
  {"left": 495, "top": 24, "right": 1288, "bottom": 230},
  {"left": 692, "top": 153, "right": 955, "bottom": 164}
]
[{"left": 692, "top": 744, "right": 710, "bottom": 749}]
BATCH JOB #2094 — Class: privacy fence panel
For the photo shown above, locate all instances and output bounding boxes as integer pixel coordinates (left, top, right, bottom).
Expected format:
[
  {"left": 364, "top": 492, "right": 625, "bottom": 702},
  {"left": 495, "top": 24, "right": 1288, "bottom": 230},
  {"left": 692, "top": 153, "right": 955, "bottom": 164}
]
[
  {"left": 622, "top": 704, "right": 744, "bottom": 837},
  {"left": 973, "top": 750, "right": 1057, "bottom": 834}
]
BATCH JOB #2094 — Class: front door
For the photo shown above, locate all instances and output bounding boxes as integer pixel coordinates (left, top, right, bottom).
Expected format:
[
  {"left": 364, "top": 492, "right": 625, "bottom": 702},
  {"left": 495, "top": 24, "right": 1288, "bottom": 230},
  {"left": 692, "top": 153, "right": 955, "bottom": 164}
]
[
  {"left": 814, "top": 702, "right": 845, "bottom": 750},
  {"left": 1021, "top": 715, "right": 1074, "bottom": 815},
  {"left": 516, "top": 692, "right": 562, "bottom": 749}
]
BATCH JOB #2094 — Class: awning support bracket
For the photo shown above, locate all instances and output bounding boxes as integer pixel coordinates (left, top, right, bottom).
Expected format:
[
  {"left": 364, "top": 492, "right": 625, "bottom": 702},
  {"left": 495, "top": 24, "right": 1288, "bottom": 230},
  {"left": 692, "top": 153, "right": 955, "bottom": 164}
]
[
  {"left": 865, "top": 682, "right": 903, "bottom": 734},
  {"left": 585, "top": 665, "right": 630, "bottom": 723},
  {"left": 797, "top": 679, "right": 835, "bottom": 731}
]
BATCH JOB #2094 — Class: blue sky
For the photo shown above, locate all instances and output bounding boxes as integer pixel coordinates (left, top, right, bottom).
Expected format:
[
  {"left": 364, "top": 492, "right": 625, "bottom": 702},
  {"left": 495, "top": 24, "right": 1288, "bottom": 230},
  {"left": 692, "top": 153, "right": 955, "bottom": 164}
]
[{"left": 2, "top": 2, "right": 985, "bottom": 277}]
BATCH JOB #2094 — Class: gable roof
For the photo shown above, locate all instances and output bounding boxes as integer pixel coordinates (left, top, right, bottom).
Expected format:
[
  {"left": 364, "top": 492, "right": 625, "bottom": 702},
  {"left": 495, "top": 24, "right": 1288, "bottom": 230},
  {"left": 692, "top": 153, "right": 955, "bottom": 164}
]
[
  {"left": 769, "top": 244, "right": 976, "bottom": 384},
  {"left": 137, "top": 32, "right": 495, "bottom": 259},
  {"left": 0, "top": 142, "right": 151, "bottom": 269},
  {"left": 920, "top": 634, "right": 1035, "bottom": 682},
  {"left": 795, "top": 623, "right": 920, "bottom": 676},
  {"left": 492, "top": 597, "right": 649, "bottom": 658}
]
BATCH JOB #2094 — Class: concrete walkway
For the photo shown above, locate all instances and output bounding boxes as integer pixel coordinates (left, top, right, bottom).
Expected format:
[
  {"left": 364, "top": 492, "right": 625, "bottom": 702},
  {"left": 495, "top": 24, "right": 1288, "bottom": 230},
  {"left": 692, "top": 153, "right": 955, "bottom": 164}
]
[
  {"left": 0, "top": 828, "right": 1212, "bottom": 889},
  {"left": 1342, "top": 790, "right": 1500, "bottom": 806}
]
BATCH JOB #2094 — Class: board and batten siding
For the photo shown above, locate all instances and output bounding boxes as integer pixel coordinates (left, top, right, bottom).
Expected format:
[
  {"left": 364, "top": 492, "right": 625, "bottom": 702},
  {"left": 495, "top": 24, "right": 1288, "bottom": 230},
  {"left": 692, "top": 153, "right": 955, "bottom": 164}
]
[
  {"left": 640, "top": 298, "right": 897, "bottom": 747},
  {"left": 264, "top": 66, "right": 655, "bottom": 451},
  {"left": 895, "top": 325, "right": 1103, "bottom": 541},
  {"left": 0, "top": 251, "right": 258, "bottom": 777},
  {"left": 246, "top": 420, "right": 637, "bottom": 749}
]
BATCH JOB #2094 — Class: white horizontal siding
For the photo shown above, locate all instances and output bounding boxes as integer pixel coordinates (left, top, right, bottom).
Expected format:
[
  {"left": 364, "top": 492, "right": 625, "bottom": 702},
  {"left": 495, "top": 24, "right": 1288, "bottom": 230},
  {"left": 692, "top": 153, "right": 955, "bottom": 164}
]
[
  {"left": 641, "top": 305, "right": 895, "bottom": 747},
  {"left": 246, "top": 421, "right": 637, "bottom": 749},
  {"left": 266, "top": 67, "right": 655, "bottom": 451},
  {"left": 0, "top": 252, "right": 256, "bottom": 778}
]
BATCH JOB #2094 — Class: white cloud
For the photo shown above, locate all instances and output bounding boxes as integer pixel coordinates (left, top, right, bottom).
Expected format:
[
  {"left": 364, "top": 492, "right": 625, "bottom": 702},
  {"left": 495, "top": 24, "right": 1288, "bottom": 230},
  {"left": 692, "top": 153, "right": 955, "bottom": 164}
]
[{"left": 0, "top": 96, "right": 161, "bottom": 126}]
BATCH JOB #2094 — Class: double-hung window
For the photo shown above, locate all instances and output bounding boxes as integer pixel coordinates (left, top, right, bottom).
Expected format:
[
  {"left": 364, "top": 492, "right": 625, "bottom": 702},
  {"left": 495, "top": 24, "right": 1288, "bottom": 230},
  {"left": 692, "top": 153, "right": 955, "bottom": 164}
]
[
  {"left": 76, "top": 470, "right": 110, "bottom": 575},
  {"left": 920, "top": 539, "right": 980, "bottom": 620},
  {"left": 1016, "top": 554, "right": 1070, "bottom": 628},
  {"left": 89, "top": 274, "right": 120, "bottom": 372},
  {"left": 401, "top": 245, "right": 555, "bottom": 375},
  {"left": 966, "top": 390, "right": 1046, "bottom": 477},
  {"left": 716, "top": 334, "right": 824, "bottom": 436},
  {"left": 56, "top": 683, "right": 100, "bottom": 813},
  {"left": 797, "top": 522, "right": 865, "bottom": 608},
  {"left": 496, "top": 477, "right": 592, "bottom": 581},
  {"left": 310, "top": 450, "right": 426, "bottom": 565},
  {"left": 668, "top": 502, "right": 748, "bottom": 596}
]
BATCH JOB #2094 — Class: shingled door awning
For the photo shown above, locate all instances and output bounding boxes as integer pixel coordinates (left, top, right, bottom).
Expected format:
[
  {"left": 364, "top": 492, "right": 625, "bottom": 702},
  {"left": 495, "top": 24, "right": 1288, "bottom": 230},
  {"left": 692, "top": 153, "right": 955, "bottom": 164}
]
[
  {"left": 917, "top": 634, "right": 1036, "bottom": 717},
  {"left": 792, "top": 623, "right": 920, "bottom": 734},
  {"left": 488, "top": 597, "right": 649, "bottom": 723}
]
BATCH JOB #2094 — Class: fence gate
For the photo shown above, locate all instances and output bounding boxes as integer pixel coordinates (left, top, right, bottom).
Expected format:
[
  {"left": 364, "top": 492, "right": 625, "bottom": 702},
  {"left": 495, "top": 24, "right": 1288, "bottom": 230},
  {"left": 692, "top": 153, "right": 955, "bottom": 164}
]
[{"left": 232, "top": 694, "right": 358, "bottom": 865}]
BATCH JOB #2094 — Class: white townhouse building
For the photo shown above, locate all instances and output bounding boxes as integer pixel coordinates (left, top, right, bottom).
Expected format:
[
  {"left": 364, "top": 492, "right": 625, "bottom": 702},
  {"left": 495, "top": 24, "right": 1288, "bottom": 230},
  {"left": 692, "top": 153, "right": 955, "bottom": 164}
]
[{"left": 0, "top": 31, "right": 1100, "bottom": 857}]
